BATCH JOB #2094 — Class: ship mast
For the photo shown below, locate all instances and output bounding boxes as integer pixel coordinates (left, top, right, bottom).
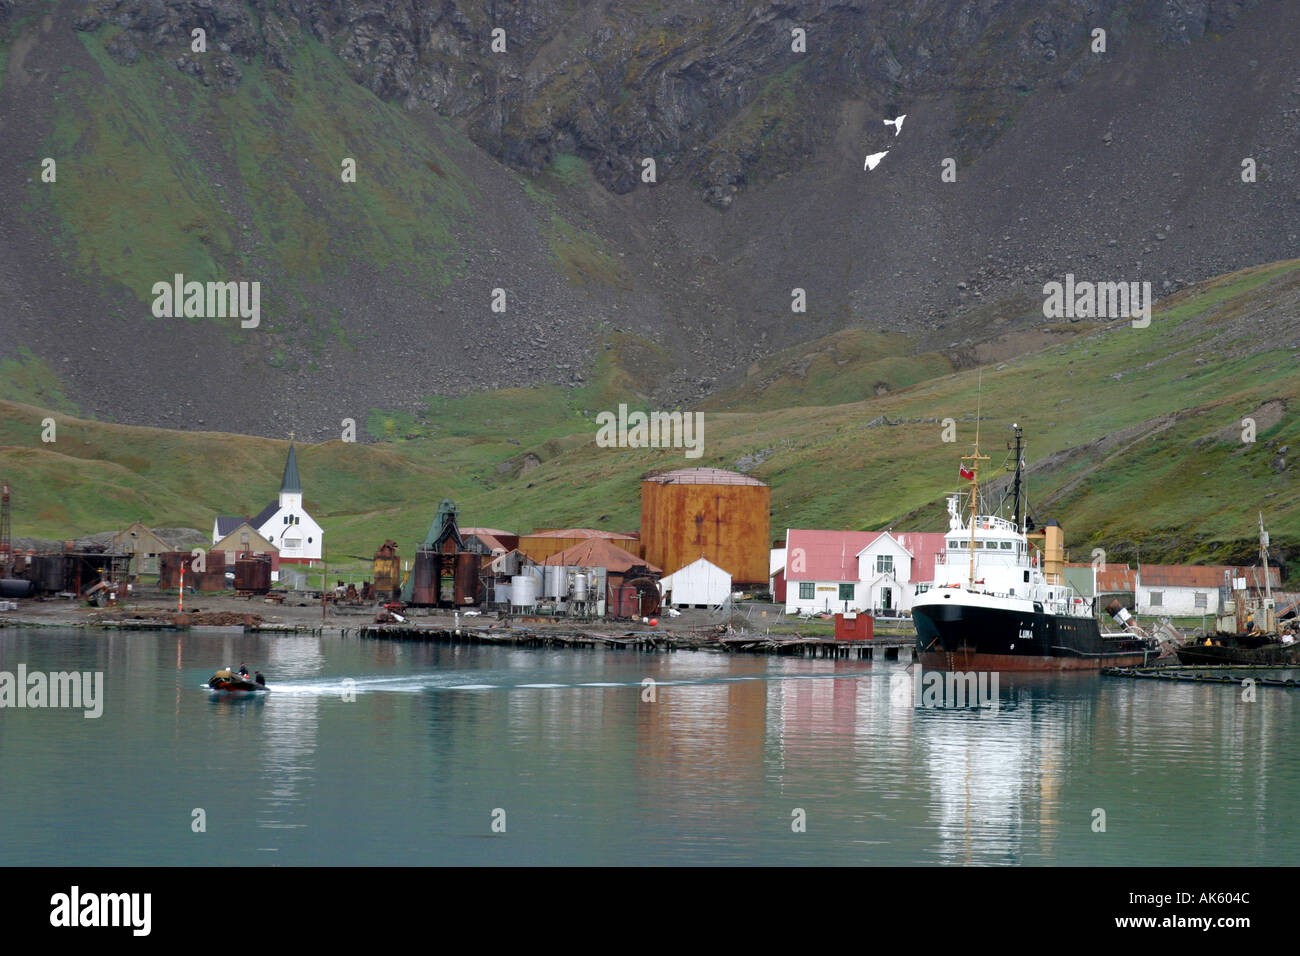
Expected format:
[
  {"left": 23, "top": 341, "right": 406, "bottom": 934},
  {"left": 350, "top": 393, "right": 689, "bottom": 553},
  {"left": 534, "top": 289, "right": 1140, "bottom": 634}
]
[
  {"left": 964, "top": 378, "right": 990, "bottom": 586},
  {"left": 1260, "top": 512, "right": 1273, "bottom": 625}
]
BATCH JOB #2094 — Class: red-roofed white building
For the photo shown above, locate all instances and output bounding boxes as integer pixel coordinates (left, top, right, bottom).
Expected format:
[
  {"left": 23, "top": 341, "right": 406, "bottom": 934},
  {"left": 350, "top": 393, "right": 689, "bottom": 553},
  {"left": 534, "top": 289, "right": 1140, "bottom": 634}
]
[{"left": 780, "top": 528, "right": 947, "bottom": 616}]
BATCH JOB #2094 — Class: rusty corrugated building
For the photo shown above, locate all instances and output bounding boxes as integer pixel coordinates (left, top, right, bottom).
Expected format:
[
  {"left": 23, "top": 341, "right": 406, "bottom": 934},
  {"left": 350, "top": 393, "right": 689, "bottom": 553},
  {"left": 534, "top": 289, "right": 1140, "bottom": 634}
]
[
  {"left": 640, "top": 468, "right": 770, "bottom": 586},
  {"left": 518, "top": 528, "right": 639, "bottom": 564},
  {"left": 460, "top": 528, "right": 519, "bottom": 555},
  {"left": 541, "top": 538, "right": 662, "bottom": 618},
  {"left": 159, "top": 550, "right": 227, "bottom": 591},
  {"left": 373, "top": 540, "right": 402, "bottom": 597}
]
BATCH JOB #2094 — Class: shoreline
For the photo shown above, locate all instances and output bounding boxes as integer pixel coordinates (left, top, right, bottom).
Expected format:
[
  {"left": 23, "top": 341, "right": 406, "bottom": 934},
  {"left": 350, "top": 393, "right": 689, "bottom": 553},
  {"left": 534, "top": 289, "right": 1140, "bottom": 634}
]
[{"left": 0, "top": 593, "right": 919, "bottom": 659}]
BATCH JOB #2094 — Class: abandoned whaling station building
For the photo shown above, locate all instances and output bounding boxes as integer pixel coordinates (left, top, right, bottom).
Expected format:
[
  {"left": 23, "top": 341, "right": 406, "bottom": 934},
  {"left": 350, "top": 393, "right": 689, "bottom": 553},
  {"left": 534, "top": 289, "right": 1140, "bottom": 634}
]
[
  {"left": 109, "top": 522, "right": 172, "bottom": 576},
  {"left": 381, "top": 468, "right": 772, "bottom": 619},
  {"left": 400, "top": 500, "right": 482, "bottom": 607},
  {"left": 1062, "top": 562, "right": 1283, "bottom": 616},
  {"left": 213, "top": 441, "right": 322, "bottom": 569}
]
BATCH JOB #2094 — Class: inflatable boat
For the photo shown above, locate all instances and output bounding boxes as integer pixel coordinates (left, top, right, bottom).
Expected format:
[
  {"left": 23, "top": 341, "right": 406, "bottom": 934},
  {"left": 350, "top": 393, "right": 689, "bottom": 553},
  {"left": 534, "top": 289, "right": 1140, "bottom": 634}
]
[{"left": 207, "top": 672, "right": 268, "bottom": 694}]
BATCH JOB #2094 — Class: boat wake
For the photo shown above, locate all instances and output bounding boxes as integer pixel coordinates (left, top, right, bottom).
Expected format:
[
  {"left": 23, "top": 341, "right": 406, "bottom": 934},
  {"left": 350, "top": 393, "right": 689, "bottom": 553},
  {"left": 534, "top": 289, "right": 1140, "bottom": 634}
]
[{"left": 224, "top": 670, "right": 874, "bottom": 697}]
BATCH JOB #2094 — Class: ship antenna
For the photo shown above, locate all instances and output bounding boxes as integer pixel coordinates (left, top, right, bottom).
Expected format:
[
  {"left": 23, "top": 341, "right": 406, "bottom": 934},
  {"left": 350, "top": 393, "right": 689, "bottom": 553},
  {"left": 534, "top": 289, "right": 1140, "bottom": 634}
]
[{"left": 1011, "top": 423, "right": 1024, "bottom": 533}]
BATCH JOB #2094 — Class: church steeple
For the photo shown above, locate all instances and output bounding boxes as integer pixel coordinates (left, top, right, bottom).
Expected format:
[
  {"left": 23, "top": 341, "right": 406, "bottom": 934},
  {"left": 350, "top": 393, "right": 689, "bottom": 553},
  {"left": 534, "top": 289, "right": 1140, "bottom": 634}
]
[{"left": 280, "top": 441, "right": 302, "bottom": 495}]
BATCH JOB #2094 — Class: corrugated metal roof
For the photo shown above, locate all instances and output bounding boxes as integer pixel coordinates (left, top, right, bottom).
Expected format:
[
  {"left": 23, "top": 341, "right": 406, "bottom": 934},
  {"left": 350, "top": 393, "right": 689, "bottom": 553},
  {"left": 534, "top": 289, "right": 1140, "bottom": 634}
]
[
  {"left": 786, "top": 529, "right": 955, "bottom": 584},
  {"left": 784, "top": 529, "right": 881, "bottom": 582},
  {"left": 1141, "top": 564, "right": 1281, "bottom": 589},
  {"left": 1093, "top": 564, "right": 1137, "bottom": 592},
  {"left": 250, "top": 501, "right": 279, "bottom": 530},
  {"left": 541, "top": 537, "right": 661, "bottom": 574},
  {"left": 464, "top": 532, "right": 508, "bottom": 553},
  {"left": 527, "top": 528, "right": 637, "bottom": 539},
  {"left": 643, "top": 467, "right": 766, "bottom": 486},
  {"left": 215, "top": 515, "right": 249, "bottom": 538},
  {"left": 893, "top": 532, "right": 948, "bottom": 583}
]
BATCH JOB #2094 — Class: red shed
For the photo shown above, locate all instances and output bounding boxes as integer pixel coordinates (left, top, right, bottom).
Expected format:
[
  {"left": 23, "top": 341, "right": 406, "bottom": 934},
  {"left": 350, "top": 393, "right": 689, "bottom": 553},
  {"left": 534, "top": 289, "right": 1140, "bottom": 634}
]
[{"left": 834, "top": 612, "right": 874, "bottom": 642}]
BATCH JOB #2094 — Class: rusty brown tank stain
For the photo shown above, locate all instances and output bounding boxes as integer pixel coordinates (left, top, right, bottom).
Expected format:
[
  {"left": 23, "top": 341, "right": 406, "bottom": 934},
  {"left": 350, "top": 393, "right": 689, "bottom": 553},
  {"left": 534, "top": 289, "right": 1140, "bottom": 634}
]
[{"left": 640, "top": 470, "right": 769, "bottom": 585}]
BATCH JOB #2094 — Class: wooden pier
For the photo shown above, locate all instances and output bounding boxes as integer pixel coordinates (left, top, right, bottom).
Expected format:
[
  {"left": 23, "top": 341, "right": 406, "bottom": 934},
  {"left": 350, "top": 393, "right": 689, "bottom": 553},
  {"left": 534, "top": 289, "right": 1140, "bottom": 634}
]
[
  {"left": 344, "top": 622, "right": 915, "bottom": 660},
  {"left": 1103, "top": 665, "right": 1300, "bottom": 687}
]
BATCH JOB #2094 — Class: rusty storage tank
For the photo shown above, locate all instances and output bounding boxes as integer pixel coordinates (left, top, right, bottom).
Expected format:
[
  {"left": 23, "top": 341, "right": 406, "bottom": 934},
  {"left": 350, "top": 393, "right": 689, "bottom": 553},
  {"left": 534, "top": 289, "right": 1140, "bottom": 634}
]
[
  {"left": 0, "top": 578, "right": 34, "bottom": 599},
  {"left": 373, "top": 540, "right": 400, "bottom": 595},
  {"left": 159, "top": 551, "right": 221, "bottom": 588},
  {"left": 454, "top": 551, "right": 479, "bottom": 605},
  {"left": 22, "top": 554, "right": 65, "bottom": 594},
  {"left": 640, "top": 468, "right": 770, "bottom": 586},
  {"left": 411, "top": 551, "right": 440, "bottom": 605},
  {"left": 234, "top": 555, "right": 272, "bottom": 594},
  {"left": 158, "top": 552, "right": 187, "bottom": 588},
  {"left": 609, "top": 584, "right": 636, "bottom": 619},
  {"left": 197, "top": 550, "right": 226, "bottom": 590}
]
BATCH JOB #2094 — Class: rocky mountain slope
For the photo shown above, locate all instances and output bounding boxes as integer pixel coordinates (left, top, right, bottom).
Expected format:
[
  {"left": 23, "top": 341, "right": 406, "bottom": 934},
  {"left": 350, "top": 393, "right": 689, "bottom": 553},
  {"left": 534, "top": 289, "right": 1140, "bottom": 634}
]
[{"left": 0, "top": 0, "right": 1296, "bottom": 437}]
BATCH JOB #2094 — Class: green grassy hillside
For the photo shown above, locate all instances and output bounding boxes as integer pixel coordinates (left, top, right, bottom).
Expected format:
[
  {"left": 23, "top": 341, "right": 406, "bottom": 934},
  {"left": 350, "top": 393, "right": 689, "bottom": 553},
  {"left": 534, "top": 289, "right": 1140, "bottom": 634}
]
[{"left": 2, "top": 259, "right": 1296, "bottom": 572}]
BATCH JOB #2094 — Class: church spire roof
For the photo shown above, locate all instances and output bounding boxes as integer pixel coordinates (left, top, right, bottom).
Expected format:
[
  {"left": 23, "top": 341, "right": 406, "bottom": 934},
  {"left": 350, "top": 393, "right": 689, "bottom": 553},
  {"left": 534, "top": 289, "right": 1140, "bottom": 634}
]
[{"left": 280, "top": 442, "right": 302, "bottom": 495}]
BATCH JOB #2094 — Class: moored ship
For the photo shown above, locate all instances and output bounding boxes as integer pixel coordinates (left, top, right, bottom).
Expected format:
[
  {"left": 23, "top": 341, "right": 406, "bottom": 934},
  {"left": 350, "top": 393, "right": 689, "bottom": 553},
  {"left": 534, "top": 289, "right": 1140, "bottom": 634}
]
[{"left": 913, "top": 425, "right": 1155, "bottom": 671}]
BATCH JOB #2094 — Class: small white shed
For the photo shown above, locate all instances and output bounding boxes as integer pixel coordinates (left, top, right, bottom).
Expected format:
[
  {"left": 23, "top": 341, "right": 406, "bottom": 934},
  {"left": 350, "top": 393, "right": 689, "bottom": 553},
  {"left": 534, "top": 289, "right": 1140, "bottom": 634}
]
[{"left": 659, "top": 557, "right": 732, "bottom": 608}]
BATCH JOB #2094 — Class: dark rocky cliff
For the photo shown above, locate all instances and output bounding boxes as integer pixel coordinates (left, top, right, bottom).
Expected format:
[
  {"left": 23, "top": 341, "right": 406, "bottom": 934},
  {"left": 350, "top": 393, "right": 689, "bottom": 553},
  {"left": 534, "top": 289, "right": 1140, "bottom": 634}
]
[
  {"left": 0, "top": 0, "right": 1295, "bottom": 436},
  {"left": 75, "top": 0, "right": 1267, "bottom": 204}
]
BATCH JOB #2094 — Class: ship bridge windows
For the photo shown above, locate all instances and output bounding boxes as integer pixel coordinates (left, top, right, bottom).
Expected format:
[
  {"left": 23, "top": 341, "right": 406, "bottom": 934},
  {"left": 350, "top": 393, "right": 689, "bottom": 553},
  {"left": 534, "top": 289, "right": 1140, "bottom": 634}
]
[{"left": 1000, "top": 541, "right": 1013, "bottom": 550}]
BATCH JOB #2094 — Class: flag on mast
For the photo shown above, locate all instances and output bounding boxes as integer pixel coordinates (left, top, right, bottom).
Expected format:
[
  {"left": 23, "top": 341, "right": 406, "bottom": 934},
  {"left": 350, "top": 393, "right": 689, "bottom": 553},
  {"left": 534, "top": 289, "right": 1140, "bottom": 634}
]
[{"left": 959, "top": 465, "right": 975, "bottom": 481}]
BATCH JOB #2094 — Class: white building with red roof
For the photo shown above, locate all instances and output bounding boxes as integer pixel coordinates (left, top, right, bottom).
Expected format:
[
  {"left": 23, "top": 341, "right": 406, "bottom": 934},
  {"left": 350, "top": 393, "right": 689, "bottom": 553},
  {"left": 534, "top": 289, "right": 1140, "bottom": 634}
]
[{"left": 779, "top": 528, "right": 947, "bottom": 616}]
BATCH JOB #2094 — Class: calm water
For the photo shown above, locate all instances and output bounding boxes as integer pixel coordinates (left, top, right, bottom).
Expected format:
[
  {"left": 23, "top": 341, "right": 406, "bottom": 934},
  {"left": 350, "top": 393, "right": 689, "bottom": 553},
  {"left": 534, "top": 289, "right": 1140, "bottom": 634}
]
[{"left": 0, "top": 627, "right": 1295, "bottom": 865}]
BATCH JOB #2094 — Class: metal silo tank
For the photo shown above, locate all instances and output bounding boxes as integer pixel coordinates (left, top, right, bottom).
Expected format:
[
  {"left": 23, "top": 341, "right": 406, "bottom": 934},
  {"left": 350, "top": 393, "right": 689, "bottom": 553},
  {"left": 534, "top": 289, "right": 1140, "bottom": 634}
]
[
  {"left": 511, "top": 574, "right": 537, "bottom": 610},
  {"left": 545, "top": 565, "right": 568, "bottom": 598},
  {"left": 640, "top": 469, "right": 771, "bottom": 586},
  {"left": 412, "top": 551, "right": 438, "bottom": 605},
  {"left": 455, "top": 552, "right": 479, "bottom": 605}
]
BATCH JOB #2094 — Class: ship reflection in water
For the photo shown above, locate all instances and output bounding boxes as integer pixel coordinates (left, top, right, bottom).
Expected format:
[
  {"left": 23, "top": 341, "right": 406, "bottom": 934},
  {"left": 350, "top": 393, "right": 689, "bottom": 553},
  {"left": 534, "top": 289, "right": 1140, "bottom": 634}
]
[{"left": 1, "top": 629, "right": 1295, "bottom": 866}]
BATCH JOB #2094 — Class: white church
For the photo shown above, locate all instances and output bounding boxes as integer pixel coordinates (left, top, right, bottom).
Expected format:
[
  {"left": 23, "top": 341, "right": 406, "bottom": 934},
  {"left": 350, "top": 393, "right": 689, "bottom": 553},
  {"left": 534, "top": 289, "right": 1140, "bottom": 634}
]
[{"left": 213, "top": 442, "right": 323, "bottom": 564}]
